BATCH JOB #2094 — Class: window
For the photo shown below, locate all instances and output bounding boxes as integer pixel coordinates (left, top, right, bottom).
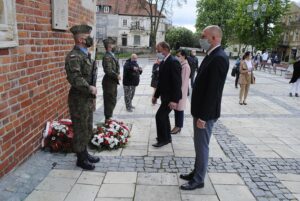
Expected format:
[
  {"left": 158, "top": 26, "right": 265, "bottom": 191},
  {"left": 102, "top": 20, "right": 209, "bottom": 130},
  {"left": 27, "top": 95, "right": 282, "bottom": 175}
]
[
  {"left": 122, "top": 34, "right": 127, "bottom": 46},
  {"left": 0, "top": 0, "right": 18, "bottom": 48},
  {"left": 96, "top": 5, "right": 101, "bottom": 13},
  {"left": 134, "top": 35, "right": 140, "bottom": 45},
  {"left": 123, "top": 19, "right": 127, "bottom": 27},
  {"left": 103, "top": 6, "right": 110, "bottom": 13}
]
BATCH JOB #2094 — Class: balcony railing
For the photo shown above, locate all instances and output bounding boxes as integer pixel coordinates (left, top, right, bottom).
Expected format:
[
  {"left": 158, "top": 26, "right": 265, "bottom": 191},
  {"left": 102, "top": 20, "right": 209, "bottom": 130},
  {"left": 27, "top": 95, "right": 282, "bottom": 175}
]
[{"left": 130, "top": 24, "right": 145, "bottom": 31}]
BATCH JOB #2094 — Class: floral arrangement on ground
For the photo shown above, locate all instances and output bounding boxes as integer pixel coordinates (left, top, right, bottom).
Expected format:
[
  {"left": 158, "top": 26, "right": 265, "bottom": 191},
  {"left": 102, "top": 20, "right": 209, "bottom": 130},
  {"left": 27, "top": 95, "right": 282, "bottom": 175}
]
[{"left": 90, "top": 119, "right": 131, "bottom": 151}]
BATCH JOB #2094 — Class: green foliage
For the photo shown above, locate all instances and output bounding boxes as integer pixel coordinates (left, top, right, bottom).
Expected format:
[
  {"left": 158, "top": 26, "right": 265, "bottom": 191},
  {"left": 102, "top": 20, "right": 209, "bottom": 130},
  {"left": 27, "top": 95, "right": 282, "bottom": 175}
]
[
  {"left": 232, "top": 0, "right": 290, "bottom": 50},
  {"left": 195, "top": 0, "right": 237, "bottom": 47},
  {"left": 195, "top": 0, "right": 290, "bottom": 50},
  {"left": 165, "top": 27, "right": 195, "bottom": 49}
]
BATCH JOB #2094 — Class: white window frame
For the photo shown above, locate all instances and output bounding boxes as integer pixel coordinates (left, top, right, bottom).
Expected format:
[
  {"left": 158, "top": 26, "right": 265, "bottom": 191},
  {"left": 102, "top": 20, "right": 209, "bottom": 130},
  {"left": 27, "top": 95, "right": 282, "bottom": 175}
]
[
  {"left": 103, "top": 6, "right": 110, "bottom": 13},
  {"left": 0, "top": 0, "right": 18, "bottom": 48},
  {"left": 123, "top": 19, "right": 127, "bottom": 27},
  {"left": 133, "top": 35, "right": 140, "bottom": 46}
]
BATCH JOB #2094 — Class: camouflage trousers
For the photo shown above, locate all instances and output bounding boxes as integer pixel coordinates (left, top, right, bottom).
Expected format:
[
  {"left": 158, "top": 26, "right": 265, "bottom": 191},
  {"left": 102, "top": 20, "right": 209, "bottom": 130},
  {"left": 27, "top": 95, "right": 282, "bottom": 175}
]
[
  {"left": 68, "top": 93, "right": 93, "bottom": 153},
  {"left": 123, "top": 85, "right": 136, "bottom": 110},
  {"left": 102, "top": 78, "right": 118, "bottom": 120}
]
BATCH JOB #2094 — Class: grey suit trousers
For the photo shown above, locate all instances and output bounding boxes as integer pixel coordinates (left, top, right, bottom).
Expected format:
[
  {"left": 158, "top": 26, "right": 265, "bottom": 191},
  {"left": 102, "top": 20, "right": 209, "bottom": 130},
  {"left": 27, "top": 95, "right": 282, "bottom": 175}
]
[{"left": 193, "top": 118, "right": 217, "bottom": 184}]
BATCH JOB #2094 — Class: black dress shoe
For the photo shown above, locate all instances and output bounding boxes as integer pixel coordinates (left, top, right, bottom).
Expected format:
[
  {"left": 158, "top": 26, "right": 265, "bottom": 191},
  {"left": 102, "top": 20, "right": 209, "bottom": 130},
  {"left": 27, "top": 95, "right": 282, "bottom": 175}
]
[
  {"left": 152, "top": 141, "right": 170, "bottom": 147},
  {"left": 180, "top": 172, "right": 194, "bottom": 181},
  {"left": 156, "top": 138, "right": 172, "bottom": 143},
  {"left": 180, "top": 180, "right": 204, "bottom": 190},
  {"left": 76, "top": 159, "right": 95, "bottom": 170}
]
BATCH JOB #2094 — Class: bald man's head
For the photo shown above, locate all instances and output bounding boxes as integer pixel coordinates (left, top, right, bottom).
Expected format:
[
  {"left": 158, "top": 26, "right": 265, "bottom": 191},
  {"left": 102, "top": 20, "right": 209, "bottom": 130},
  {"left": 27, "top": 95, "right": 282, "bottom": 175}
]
[
  {"left": 200, "top": 25, "right": 222, "bottom": 51},
  {"left": 131, "top": 54, "right": 138, "bottom": 61}
]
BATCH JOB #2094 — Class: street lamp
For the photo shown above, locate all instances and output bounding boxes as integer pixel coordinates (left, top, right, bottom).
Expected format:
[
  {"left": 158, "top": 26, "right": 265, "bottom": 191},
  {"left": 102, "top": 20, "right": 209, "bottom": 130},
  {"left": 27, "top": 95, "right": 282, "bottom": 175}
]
[{"left": 247, "top": 0, "right": 267, "bottom": 20}]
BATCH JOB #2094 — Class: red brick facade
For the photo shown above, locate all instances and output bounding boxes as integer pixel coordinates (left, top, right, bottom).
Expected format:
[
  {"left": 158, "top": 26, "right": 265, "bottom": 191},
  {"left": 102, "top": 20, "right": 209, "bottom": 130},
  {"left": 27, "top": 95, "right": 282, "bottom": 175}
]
[{"left": 0, "top": 0, "right": 95, "bottom": 177}]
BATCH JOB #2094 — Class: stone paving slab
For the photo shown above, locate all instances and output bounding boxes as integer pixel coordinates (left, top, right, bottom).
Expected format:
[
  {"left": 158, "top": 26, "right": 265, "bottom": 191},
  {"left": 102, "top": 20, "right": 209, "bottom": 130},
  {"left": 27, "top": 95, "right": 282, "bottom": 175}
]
[
  {"left": 134, "top": 185, "right": 181, "bottom": 201},
  {"left": 214, "top": 185, "right": 256, "bottom": 201},
  {"left": 24, "top": 190, "right": 68, "bottom": 201},
  {"left": 97, "top": 184, "right": 135, "bottom": 198},
  {"left": 64, "top": 184, "right": 99, "bottom": 201}
]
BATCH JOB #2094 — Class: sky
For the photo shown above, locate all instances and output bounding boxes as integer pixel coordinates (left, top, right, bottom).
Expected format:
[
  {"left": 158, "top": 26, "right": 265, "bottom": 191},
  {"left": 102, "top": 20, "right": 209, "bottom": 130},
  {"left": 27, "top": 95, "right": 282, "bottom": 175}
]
[{"left": 171, "top": 0, "right": 300, "bottom": 33}]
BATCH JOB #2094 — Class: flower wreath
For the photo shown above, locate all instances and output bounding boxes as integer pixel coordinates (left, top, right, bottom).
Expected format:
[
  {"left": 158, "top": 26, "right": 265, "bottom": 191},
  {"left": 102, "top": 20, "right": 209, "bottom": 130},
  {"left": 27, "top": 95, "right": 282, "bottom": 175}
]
[
  {"left": 42, "top": 119, "right": 73, "bottom": 152},
  {"left": 90, "top": 119, "right": 130, "bottom": 150}
]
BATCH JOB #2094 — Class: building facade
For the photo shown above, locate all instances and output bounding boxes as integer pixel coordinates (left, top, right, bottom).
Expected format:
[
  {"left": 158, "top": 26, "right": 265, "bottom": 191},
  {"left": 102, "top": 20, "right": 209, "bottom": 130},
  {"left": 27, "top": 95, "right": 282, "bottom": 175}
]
[
  {"left": 96, "top": 0, "right": 166, "bottom": 51},
  {"left": 0, "top": 0, "right": 96, "bottom": 177},
  {"left": 278, "top": 2, "right": 300, "bottom": 62}
]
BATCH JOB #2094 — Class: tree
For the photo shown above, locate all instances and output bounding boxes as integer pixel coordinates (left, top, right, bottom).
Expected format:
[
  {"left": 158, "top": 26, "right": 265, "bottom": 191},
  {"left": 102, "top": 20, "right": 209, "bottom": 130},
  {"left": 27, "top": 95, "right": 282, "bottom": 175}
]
[
  {"left": 232, "top": 0, "right": 290, "bottom": 51},
  {"left": 136, "top": 0, "right": 186, "bottom": 51},
  {"left": 195, "top": 0, "right": 237, "bottom": 48},
  {"left": 165, "top": 27, "right": 194, "bottom": 49}
]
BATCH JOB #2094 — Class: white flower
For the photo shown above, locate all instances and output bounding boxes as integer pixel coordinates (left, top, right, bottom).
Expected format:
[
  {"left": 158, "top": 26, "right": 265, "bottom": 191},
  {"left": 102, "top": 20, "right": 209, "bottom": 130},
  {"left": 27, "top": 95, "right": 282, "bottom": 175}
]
[{"left": 91, "top": 135, "right": 104, "bottom": 146}]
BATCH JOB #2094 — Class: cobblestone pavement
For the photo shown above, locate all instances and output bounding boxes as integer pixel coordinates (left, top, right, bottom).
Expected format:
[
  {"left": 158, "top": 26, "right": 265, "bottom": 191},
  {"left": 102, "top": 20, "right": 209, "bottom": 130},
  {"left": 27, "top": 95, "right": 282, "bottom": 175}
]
[{"left": 0, "top": 57, "right": 300, "bottom": 201}]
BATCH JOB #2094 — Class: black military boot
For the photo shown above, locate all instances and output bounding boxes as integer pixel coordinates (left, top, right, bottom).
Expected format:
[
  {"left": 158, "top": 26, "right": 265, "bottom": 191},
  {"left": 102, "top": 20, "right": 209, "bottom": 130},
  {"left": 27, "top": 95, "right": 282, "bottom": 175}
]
[
  {"left": 84, "top": 148, "right": 100, "bottom": 163},
  {"left": 76, "top": 151, "right": 95, "bottom": 170}
]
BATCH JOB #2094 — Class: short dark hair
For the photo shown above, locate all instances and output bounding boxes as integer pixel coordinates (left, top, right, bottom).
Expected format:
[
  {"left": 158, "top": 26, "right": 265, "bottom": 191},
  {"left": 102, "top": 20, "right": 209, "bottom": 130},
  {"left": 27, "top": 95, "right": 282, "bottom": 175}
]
[
  {"left": 157, "top": 41, "right": 170, "bottom": 51},
  {"left": 243, "top": 51, "right": 251, "bottom": 60},
  {"left": 176, "top": 49, "right": 188, "bottom": 59}
]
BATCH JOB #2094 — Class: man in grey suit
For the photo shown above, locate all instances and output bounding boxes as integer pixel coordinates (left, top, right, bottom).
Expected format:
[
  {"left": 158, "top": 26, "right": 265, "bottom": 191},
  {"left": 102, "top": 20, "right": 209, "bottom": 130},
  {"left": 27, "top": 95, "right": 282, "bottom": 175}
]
[{"left": 180, "top": 25, "right": 229, "bottom": 190}]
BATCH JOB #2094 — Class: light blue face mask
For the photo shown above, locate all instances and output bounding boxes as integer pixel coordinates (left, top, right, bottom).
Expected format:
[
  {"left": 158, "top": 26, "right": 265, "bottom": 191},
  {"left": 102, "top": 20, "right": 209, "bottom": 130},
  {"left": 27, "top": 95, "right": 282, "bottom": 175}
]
[
  {"left": 156, "top": 52, "right": 165, "bottom": 60},
  {"left": 199, "top": 38, "right": 211, "bottom": 51}
]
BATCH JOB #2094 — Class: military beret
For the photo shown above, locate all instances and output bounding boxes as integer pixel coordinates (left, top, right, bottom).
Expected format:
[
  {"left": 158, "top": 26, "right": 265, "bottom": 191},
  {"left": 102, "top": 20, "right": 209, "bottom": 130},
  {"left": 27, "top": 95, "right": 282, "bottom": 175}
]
[
  {"left": 70, "top": 24, "right": 92, "bottom": 35},
  {"left": 103, "top": 37, "right": 116, "bottom": 46}
]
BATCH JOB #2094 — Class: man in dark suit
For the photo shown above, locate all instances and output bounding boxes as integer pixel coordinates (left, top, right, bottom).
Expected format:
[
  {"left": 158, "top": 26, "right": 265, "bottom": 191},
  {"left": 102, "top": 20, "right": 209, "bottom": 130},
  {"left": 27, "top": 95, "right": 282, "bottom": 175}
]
[
  {"left": 152, "top": 42, "right": 182, "bottom": 147},
  {"left": 180, "top": 25, "right": 229, "bottom": 190}
]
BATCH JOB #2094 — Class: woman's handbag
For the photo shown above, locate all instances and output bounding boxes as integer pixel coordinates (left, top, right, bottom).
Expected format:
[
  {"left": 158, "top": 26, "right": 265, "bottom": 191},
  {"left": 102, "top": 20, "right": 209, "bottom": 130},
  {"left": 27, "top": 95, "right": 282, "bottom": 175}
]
[{"left": 251, "top": 72, "right": 256, "bottom": 84}]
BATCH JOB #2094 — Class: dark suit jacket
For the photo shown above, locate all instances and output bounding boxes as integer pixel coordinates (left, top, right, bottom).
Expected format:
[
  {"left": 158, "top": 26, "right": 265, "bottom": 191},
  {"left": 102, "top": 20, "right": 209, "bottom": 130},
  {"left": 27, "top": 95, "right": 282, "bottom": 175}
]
[
  {"left": 191, "top": 46, "right": 229, "bottom": 121},
  {"left": 154, "top": 55, "right": 182, "bottom": 103},
  {"left": 290, "top": 60, "right": 300, "bottom": 83}
]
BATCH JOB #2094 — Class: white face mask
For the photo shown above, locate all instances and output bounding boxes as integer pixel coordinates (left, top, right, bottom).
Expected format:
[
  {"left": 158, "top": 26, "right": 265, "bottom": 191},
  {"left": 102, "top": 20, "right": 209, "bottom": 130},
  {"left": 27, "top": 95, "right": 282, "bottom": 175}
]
[
  {"left": 156, "top": 52, "right": 165, "bottom": 60},
  {"left": 199, "top": 39, "right": 211, "bottom": 51}
]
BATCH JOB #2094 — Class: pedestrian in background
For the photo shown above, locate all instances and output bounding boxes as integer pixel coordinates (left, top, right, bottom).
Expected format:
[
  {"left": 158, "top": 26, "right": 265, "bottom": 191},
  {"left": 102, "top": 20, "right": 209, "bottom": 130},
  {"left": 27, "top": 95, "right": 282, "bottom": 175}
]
[
  {"left": 239, "top": 51, "right": 254, "bottom": 105},
  {"left": 170, "top": 49, "right": 191, "bottom": 134},
  {"left": 187, "top": 49, "right": 199, "bottom": 88},
  {"left": 234, "top": 57, "right": 241, "bottom": 88},
  {"left": 180, "top": 25, "right": 229, "bottom": 190},
  {"left": 102, "top": 38, "right": 121, "bottom": 122},
  {"left": 123, "top": 54, "right": 143, "bottom": 112},
  {"left": 289, "top": 57, "right": 300, "bottom": 97},
  {"left": 152, "top": 41, "right": 182, "bottom": 148},
  {"left": 151, "top": 58, "right": 161, "bottom": 95},
  {"left": 65, "top": 24, "right": 100, "bottom": 170}
]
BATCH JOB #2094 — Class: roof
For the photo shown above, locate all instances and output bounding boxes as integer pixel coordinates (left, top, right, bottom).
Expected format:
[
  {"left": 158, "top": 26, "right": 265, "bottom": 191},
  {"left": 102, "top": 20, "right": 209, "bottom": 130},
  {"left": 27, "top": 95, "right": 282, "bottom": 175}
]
[{"left": 97, "top": 0, "right": 164, "bottom": 17}]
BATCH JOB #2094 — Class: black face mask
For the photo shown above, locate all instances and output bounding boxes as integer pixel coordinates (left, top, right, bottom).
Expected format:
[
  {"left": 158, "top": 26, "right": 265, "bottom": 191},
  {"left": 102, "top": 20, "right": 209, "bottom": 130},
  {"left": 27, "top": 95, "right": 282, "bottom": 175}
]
[{"left": 85, "top": 36, "right": 94, "bottom": 48}]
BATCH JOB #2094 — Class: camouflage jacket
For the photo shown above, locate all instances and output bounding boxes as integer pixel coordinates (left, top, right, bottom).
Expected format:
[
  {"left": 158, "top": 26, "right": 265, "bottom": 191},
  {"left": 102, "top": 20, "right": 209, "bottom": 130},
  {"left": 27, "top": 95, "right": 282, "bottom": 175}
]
[
  {"left": 102, "top": 52, "right": 120, "bottom": 83},
  {"left": 65, "top": 46, "right": 93, "bottom": 96}
]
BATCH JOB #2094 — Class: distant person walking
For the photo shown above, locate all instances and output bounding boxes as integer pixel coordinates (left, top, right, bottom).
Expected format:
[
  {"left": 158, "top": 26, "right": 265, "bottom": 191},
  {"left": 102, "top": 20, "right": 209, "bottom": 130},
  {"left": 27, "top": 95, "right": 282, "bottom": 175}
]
[
  {"left": 234, "top": 57, "right": 241, "bottom": 88},
  {"left": 170, "top": 50, "right": 191, "bottom": 134},
  {"left": 239, "top": 51, "right": 254, "bottom": 105},
  {"left": 187, "top": 50, "right": 199, "bottom": 88},
  {"left": 261, "top": 50, "right": 269, "bottom": 70},
  {"left": 151, "top": 58, "right": 161, "bottom": 94},
  {"left": 123, "top": 54, "right": 143, "bottom": 112},
  {"left": 289, "top": 57, "right": 300, "bottom": 97}
]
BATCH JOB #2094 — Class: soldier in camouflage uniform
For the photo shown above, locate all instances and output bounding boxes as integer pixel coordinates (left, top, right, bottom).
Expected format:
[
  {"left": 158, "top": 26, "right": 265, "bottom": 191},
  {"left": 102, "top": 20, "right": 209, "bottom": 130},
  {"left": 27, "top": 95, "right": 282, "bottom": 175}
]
[
  {"left": 65, "top": 24, "right": 100, "bottom": 170},
  {"left": 102, "top": 38, "right": 121, "bottom": 121}
]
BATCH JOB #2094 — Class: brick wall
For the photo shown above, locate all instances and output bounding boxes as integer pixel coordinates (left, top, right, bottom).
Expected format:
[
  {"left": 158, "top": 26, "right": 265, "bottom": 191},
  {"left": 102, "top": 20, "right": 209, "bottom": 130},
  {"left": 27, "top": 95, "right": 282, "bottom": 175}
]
[{"left": 0, "top": 0, "right": 95, "bottom": 177}]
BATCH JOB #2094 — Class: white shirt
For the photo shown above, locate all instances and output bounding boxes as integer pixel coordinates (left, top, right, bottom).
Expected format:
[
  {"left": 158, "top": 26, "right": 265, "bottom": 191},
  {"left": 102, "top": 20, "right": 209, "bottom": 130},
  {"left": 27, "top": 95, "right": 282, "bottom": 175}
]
[
  {"left": 262, "top": 52, "right": 268, "bottom": 61},
  {"left": 207, "top": 45, "right": 221, "bottom": 55},
  {"left": 245, "top": 59, "right": 253, "bottom": 73}
]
